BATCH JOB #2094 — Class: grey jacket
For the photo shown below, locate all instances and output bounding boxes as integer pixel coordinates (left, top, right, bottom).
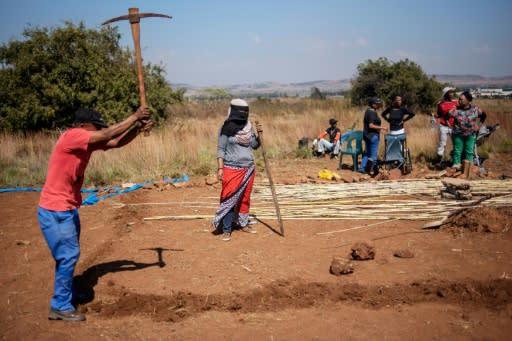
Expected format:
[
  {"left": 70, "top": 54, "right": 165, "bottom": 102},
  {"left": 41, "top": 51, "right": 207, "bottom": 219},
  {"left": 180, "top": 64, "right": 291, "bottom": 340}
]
[{"left": 217, "top": 129, "right": 260, "bottom": 168}]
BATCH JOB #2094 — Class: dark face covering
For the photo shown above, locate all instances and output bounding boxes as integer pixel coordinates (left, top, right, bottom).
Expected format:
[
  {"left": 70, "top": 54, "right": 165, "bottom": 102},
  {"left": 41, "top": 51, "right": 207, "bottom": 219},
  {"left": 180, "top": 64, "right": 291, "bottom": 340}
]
[{"left": 221, "top": 105, "right": 249, "bottom": 136}]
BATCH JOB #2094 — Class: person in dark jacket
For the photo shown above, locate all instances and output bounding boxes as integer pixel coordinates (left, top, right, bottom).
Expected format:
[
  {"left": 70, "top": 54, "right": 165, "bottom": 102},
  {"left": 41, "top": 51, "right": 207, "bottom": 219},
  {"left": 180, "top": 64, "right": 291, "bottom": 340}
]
[
  {"left": 358, "top": 97, "right": 387, "bottom": 175},
  {"left": 381, "top": 94, "right": 415, "bottom": 135}
]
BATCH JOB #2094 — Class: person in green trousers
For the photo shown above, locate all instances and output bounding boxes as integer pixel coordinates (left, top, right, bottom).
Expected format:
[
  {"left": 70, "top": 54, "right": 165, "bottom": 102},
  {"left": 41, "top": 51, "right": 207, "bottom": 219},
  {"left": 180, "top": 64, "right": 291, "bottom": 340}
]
[{"left": 450, "top": 91, "right": 486, "bottom": 170}]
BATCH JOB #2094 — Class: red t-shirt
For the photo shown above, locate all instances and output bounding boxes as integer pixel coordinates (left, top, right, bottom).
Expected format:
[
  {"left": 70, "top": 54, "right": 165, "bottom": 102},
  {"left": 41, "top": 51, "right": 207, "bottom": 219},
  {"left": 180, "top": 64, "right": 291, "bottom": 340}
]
[
  {"left": 39, "top": 128, "right": 97, "bottom": 211},
  {"left": 437, "top": 100, "right": 457, "bottom": 126}
]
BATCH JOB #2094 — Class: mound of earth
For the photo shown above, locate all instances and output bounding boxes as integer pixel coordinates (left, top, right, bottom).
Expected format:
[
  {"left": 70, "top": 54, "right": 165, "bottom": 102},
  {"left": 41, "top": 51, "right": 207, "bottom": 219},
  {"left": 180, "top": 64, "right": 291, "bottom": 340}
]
[{"left": 443, "top": 206, "right": 512, "bottom": 233}]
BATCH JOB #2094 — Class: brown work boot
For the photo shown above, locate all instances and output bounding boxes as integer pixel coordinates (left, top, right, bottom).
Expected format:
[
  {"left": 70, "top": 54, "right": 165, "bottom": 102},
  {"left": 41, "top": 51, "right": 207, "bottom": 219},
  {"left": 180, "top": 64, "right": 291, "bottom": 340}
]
[
  {"left": 48, "top": 309, "right": 86, "bottom": 321},
  {"left": 429, "top": 155, "right": 442, "bottom": 169}
]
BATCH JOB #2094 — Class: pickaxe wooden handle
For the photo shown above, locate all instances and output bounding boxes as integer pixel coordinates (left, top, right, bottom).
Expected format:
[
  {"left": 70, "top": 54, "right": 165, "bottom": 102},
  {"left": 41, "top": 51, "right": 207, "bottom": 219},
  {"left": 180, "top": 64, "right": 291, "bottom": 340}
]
[
  {"left": 255, "top": 121, "right": 285, "bottom": 236},
  {"left": 102, "top": 8, "right": 172, "bottom": 136},
  {"left": 128, "top": 8, "right": 148, "bottom": 109}
]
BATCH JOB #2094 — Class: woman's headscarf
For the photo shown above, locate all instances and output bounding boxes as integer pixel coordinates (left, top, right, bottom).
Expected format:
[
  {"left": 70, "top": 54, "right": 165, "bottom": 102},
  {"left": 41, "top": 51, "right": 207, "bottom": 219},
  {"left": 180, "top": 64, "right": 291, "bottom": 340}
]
[{"left": 221, "top": 99, "right": 253, "bottom": 145}]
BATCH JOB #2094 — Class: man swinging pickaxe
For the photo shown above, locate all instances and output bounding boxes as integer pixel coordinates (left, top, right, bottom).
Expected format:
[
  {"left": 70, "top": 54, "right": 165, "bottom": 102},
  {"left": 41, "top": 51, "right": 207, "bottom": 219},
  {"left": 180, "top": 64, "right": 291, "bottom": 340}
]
[{"left": 102, "top": 8, "right": 172, "bottom": 135}]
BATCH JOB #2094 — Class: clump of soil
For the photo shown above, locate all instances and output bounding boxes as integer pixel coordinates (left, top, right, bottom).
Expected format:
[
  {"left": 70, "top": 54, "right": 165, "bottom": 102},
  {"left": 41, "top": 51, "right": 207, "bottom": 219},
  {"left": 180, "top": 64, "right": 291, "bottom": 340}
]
[
  {"left": 443, "top": 206, "right": 512, "bottom": 233},
  {"left": 351, "top": 241, "right": 375, "bottom": 260},
  {"left": 393, "top": 249, "right": 415, "bottom": 258},
  {"left": 329, "top": 256, "right": 354, "bottom": 275}
]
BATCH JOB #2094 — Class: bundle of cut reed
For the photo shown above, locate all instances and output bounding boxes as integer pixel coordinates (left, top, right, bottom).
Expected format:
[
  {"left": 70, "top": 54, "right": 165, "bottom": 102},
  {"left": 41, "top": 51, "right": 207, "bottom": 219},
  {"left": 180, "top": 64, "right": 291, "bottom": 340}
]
[{"left": 140, "top": 179, "right": 512, "bottom": 221}]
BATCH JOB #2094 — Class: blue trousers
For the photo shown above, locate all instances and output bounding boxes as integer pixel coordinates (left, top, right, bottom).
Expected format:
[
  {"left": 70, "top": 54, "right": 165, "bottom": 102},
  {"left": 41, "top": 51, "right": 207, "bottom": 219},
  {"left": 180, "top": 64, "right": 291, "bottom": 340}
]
[
  {"left": 222, "top": 209, "right": 235, "bottom": 233},
  {"left": 359, "top": 134, "right": 380, "bottom": 173},
  {"left": 38, "top": 207, "right": 81, "bottom": 312}
]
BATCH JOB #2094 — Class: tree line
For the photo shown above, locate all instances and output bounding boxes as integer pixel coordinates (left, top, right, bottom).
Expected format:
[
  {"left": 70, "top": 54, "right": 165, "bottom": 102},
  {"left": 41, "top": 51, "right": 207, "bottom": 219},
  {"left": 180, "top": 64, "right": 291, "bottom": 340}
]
[
  {"left": 349, "top": 57, "right": 443, "bottom": 112},
  {"left": 1, "top": 22, "right": 445, "bottom": 133},
  {"left": 0, "top": 22, "right": 184, "bottom": 132}
]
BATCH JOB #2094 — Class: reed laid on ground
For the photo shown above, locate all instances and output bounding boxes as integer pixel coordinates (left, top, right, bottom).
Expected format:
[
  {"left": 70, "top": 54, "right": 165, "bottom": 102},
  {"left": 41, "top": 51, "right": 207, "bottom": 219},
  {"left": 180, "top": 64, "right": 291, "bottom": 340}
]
[
  {"left": 1, "top": 98, "right": 511, "bottom": 186},
  {"left": 140, "top": 179, "right": 512, "bottom": 221}
]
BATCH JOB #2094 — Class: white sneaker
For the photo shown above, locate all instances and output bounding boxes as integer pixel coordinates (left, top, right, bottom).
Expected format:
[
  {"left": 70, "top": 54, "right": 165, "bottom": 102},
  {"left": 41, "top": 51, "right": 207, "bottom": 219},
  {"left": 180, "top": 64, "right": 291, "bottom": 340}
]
[{"left": 222, "top": 232, "right": 231, "bottom": 241}]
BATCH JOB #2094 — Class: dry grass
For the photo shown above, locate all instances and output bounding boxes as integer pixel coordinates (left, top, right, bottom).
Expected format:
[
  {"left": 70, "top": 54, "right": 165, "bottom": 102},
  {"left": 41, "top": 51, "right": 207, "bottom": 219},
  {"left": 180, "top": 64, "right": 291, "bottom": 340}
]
[{"left": 1, "top": 98, "right": 510, "bottom": 186}]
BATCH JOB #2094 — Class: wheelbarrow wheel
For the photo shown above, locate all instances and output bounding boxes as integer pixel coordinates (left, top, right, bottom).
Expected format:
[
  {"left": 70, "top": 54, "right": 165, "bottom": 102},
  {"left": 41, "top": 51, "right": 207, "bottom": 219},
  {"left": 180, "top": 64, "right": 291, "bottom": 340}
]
[
  {"left": 401, "top": 148, "right": 412, "bottom": 174},
  {"left": 385, "top": 161, "right": 398, "bottom": 171}
]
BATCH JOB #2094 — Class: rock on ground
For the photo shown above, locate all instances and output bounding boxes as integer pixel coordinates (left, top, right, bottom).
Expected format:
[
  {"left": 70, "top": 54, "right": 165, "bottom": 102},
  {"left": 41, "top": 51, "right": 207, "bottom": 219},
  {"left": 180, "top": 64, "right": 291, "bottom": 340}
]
[
  {"left": 329, "top": 256, "right": 354, "bottom": 275},
  {"left": 393, "top": 249, "right": 415, "bottom": 258},
  {"left": 351, "top": 241, "right": 376, "bottom": 260}
]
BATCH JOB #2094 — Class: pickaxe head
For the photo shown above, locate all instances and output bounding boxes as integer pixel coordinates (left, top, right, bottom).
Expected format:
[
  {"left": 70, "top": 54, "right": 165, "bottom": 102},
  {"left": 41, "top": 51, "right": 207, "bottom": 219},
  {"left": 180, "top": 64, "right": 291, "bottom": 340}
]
[
  {"left": 100, "top": 7, "right": 172, "bottom": 134},
  {"left": 101, "top": 7, "right": 172, "bottom": 26}
]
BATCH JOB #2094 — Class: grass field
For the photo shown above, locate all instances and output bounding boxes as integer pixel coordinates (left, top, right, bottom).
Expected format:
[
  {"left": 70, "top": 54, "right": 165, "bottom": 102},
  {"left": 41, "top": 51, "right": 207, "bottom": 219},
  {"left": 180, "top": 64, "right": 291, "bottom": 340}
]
[{"left": 1, "top": 98, "right": 511, "bottom": 186}]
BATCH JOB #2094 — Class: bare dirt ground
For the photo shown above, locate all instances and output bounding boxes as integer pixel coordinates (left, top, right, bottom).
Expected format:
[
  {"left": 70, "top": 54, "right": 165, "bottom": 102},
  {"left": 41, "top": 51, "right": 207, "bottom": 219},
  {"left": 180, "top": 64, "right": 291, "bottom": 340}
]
[{"left": 1, "top": 155, "right": 512, "bottom": 340}]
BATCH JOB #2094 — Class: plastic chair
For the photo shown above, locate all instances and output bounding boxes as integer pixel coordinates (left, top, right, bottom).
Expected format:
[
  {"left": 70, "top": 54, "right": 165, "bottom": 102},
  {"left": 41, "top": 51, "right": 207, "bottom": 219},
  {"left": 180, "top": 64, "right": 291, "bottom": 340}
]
[{"left": 338, "top": 130, "right": 363, "bottom": 171}]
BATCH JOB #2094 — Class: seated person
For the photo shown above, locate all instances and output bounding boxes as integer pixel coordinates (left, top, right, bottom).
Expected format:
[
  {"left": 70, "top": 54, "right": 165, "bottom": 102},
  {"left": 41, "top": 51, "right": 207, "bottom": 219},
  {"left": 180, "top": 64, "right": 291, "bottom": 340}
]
[
  {"left": 312, "top": 118, "right": 342, "bottom": 158},
  {"left": 381, "top": 94, "right": 415, "bottom": 135}
]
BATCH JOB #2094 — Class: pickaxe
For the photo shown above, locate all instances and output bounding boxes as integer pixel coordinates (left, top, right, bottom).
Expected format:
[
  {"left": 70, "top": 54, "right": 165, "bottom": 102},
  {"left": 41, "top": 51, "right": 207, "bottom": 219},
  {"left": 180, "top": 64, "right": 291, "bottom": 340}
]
[{"left": 102, "top": 8, "right": 172, "bottom": 135}]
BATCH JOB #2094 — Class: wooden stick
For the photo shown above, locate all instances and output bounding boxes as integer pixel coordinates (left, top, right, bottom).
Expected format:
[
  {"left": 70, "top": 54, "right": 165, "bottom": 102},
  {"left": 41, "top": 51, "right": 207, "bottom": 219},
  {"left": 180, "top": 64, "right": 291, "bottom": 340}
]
[
  {"left": 316, "top": 219, "right": 399, "bottom": 235},
  {"left": 143, "top": 215, "right": 207, "bottom": 221},
  {"left": 255, "top": 120, "right": 285, "bottom": 236},
  {"left": 128, "top": 8, "right": 147, "bottom": 109}
]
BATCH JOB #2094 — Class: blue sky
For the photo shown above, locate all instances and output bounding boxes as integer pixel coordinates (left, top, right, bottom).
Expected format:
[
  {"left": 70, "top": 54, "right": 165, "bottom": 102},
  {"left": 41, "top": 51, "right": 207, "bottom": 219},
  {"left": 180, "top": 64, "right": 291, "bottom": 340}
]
[{"left": 1, "top": 0, "right": 511, "bottom": 86}]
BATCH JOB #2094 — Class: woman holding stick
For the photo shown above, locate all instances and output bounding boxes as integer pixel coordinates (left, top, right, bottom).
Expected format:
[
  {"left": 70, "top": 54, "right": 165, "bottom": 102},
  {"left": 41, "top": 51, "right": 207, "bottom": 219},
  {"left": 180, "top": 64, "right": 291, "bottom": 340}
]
[{"left": 212, "top": 99, "right": 262, "bottom": 241}]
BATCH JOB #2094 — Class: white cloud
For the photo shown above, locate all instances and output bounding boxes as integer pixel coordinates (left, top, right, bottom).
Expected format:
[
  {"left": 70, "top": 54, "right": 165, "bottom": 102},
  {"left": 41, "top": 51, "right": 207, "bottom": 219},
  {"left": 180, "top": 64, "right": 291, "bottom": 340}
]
[
  {"left": 310, "top": 39, "right": 331, "bottom": 50},
  {"left": 393, "top": 50, "right": 446, "bottom": 66},
  {"left": 355, "top": 37, "right": 367, "bottom": 47},
  {"left": 395, "top": 49, "right": 413, "bottom": 59},
  {"left": 251, "top": 34, "right": 261, "bottom": 44},
  {"left": 469, "top": 43, "right": 493, "bottom": 55}
]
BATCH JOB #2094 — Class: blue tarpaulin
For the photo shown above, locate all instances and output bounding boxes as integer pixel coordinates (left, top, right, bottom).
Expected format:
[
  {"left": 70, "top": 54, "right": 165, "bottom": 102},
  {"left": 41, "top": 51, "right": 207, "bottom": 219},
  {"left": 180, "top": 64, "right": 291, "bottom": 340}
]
[
  {"left": 0, "top": 175, "right": 189, "bottom": 205},
  {"left": 82, "top": 182, "right": 146, "bottom": 205},
  {"left": 0, "top": 187, "right": 42, "bottom": 193}
]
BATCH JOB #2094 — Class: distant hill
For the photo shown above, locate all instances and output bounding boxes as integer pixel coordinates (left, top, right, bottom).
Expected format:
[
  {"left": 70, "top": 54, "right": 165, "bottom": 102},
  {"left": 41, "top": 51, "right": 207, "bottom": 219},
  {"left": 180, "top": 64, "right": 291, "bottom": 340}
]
[
  {"left": 179, "top": 79, "right": 351, "bottom": 98},
  {"left": 433, "top": 74, "right": 512, "bottom": 88},
  {"left": 176, "top": 74, "right": 512, "bottom": 98}
]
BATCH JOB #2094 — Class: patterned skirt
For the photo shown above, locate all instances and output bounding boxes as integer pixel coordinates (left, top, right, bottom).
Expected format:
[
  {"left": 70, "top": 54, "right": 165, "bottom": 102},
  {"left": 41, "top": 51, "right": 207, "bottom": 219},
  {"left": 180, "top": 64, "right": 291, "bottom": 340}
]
[{"left": 212, "top": 164, "right": 255, "bottom": 230}]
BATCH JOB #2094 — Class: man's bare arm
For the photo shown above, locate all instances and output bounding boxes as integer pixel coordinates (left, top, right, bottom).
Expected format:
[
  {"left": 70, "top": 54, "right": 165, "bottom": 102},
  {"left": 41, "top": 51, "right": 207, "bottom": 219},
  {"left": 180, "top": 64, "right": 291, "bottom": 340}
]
[
  {"left": 104, "top": 120, "right": 153, "bottom": 149},
  {"left": 88, "top": 107, "right": 150, "bottom": 145}
]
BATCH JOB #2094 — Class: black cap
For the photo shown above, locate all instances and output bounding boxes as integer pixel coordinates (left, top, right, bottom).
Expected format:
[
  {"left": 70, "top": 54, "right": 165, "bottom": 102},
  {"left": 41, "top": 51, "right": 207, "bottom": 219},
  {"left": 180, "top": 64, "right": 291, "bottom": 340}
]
[
  {"left": 368, "top": 97, "right": 382, "bottom": 106},
  {"left": 74, "top": 108, "right": 108, "bottom": 128},
  {"left": 329, "top": 118, "right": 338, "bottom": 125}
]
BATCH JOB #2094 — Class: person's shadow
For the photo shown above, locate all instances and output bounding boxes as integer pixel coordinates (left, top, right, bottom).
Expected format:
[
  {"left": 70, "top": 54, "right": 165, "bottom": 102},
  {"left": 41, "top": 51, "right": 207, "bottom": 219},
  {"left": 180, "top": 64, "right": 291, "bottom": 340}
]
[{"left": 73, "top": 247, "right": 183, "bottom": 306}]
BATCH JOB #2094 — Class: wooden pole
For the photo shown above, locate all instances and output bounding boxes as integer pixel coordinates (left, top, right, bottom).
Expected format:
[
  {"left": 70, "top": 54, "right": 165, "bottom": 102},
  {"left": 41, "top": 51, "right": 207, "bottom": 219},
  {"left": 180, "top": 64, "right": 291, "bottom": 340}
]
[
  {"left": 256, "top": 121, "right": 285, "bottom": 236},
  {"left": 128, "top": 8, "right": 150, "bottom": 136}
]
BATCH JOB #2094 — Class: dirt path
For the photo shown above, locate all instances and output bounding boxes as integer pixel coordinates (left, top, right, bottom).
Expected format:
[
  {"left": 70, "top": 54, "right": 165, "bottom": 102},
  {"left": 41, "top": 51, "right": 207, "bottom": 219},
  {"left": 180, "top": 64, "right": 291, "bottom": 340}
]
[{"left": 1, "top": 157, "right": 512, "bottom": 340}]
